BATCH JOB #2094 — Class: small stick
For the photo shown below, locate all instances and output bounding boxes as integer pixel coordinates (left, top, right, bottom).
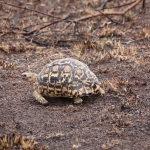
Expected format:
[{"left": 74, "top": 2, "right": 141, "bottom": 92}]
[{"left": 0, "top": 1, "right": 62, "bottom": 19}]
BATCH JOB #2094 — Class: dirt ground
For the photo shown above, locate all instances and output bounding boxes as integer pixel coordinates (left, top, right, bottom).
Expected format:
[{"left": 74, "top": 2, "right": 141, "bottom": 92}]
[{"left": 0, "top": 0, "right": 150, "bottom": 150}]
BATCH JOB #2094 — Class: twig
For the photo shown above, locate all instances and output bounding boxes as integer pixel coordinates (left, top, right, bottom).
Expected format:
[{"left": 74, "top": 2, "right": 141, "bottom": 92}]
[
  {"left": 0, "top": 10, "right": 14, "bottom": 37},
  {"left": 0, "top": 1, "right": 62, "bottom": 19},
  {"left": 57, "top": 22, "right": 72, "bottom": 33},
  {"left": 105, "top": 1, "right": 136, "bottom": 9},
  {"left": 13, "top": 9, "right": 26, "bottom": 26},
  {"left": 118, "top": 0, "right": 141, "bottom": 15},
  {"left": 22, "top": 0, "right": 141, "bottom": 35},
  {"left": 1, "top": 0, "right": 141, "bottom": 36},
  {"left": 0, "top": 31, "right": 14, "bottom": 37},
  {"left": 142, "top": 0, "right": 145, "bottom": 9},
  {"left": 4, "top": 10, "right": 12, "bottom": 27},
  {"left": 21, "top": 18, "right": 66, "bottom": 35},
  {"left": 74, "top": 0, "right": 141, "bottom": 22},
  {"left": 99, "top": 11, "right": 124, "bottom": 25}
]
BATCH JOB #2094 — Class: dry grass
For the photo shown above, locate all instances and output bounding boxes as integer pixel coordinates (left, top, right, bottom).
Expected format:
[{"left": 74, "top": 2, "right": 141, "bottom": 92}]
[
  {"left": 101, "top": 77, "right": 129, "bottom": 94},
  {"left": 98, "top": 27, "right": 117, "bottom": 38},
  {"left": 0, "top": 0, "right": 149, "bottom": 149},
  {"left": 72, "top": 37, "right": 149, "bottom": 71},
  {"left": 102, "top": 139, "right": 120, "bottom": 150},
  {"left": 142, "top": 28, "right": 150, "bottom": 39},
  {"left": 0, "top": 59, "right": 15, "bottom": 69},
  {"left": 0, "top": 134, "right": 47, "bottom": 150},
  {"left": 0, "top": 42, "right": 42, "bottom": 53}
]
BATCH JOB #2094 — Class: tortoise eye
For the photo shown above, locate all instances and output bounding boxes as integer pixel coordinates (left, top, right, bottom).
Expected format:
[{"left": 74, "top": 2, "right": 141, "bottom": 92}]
[{"left": 22, "top": 74, "right": 27, "bottom": 77}]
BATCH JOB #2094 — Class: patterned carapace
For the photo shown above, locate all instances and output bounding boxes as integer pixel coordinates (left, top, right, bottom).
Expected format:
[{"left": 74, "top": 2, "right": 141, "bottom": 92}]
[{"left": 34, "top": 58, "right": 101, "bottom": 98}]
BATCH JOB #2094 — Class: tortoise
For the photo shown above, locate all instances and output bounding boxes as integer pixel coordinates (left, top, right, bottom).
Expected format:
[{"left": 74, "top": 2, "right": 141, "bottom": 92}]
[{"left": 21, "top": 58, "right": 105, "bottom": 104}]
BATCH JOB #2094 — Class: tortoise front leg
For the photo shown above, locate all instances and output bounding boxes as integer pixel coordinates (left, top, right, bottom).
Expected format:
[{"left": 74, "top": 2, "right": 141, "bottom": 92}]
[
  {"left": 33, "top": 91, "right": 49, "bottom": 105},
  {"left": 99, "top": 87, "right": 105, "bottom": 96},
  {"left": 73, "top": 97, "right": 83, "bottom": 104}
]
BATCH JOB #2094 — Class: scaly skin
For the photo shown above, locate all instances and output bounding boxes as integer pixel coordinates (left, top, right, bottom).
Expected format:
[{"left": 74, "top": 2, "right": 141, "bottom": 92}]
[
  {"left": 73, "top": 97, "right": 83, "bottom": 104},
  {"left": 33, "top": 91, "right": 49, "bottom": 105}
]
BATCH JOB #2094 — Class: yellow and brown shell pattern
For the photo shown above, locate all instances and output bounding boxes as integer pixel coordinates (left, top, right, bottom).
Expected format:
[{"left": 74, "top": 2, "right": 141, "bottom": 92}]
[{"left": 34, "top": 58, "right": 101, "bottom": 98}]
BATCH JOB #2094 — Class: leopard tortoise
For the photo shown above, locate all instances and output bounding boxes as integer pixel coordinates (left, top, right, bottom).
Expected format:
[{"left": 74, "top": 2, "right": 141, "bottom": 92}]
[{"left": 21, "top": 58, "right": 105, "bottom": 104}]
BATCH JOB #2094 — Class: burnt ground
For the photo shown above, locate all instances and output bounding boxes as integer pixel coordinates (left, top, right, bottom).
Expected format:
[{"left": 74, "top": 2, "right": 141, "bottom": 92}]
[{"left": 0, "top": 0, "right": 150, "bottom": 149}]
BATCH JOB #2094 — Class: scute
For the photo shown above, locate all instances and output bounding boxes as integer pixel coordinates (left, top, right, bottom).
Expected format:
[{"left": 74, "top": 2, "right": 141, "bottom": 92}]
[{"left": 35, "top": 58, "right": 100, "bottom": 98}]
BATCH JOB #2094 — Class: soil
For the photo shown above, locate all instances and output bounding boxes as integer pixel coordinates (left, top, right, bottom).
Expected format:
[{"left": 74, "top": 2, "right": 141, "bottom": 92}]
[{"left": 0, "top": 0, "right": 150, "bottom": 150}]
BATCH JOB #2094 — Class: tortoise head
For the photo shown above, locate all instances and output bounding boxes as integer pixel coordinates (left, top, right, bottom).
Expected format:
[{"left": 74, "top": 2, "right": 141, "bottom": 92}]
[{"left": 21, "top": 72, "right": 37, "bottom": 83}]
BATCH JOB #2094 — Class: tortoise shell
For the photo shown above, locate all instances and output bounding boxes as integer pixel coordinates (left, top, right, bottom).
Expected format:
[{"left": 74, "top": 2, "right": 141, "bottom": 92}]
[{"left": 34, "top": 58, "right": 101, "bottom": 98}]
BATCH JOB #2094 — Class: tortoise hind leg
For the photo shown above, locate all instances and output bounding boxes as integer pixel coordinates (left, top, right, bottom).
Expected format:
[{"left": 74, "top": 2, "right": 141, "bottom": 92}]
[
  {"left": 73, "top": 97, "right": 83, "bottom": 104},
  {"left": 99, "top": 87, "right": 105, "bottom": 96},
  {"left": 33, "top": 91, "right": 49, "bottom": 105}
]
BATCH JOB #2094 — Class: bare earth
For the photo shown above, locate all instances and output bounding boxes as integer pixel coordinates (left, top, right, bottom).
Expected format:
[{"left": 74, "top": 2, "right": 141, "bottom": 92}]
[{"left": 0, "top": 0, "right": 150, "bottom": 149}]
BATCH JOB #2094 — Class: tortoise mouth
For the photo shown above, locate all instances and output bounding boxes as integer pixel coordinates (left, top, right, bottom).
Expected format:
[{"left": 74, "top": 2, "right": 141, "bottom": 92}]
[{"left": 21, "top": 73, "right": 27, "bottom": 79}]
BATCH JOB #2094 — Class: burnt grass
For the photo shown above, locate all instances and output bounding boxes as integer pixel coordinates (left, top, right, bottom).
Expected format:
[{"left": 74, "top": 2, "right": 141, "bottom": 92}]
[{"left": 0, "top": 0, "right": 150, "bottom": 150}]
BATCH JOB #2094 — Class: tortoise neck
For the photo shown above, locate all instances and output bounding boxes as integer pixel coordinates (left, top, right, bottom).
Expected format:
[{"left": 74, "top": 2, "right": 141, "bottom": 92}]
[{"left": 32, "top": 73, "right": 37, "bottom": 83}]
